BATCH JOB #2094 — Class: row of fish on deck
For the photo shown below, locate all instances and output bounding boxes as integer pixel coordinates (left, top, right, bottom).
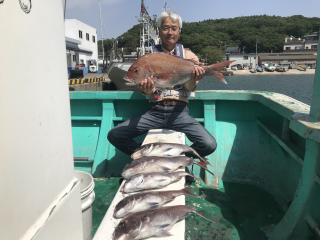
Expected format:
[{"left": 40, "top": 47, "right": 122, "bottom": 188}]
[{"left": 113, "top": 143, "right": 215, "bottom": 240}]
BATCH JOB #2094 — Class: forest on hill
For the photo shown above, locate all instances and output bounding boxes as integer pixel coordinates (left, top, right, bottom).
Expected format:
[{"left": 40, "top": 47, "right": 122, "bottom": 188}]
[{"left": 98, "top": 15, "right": 320, "bottom": 63}]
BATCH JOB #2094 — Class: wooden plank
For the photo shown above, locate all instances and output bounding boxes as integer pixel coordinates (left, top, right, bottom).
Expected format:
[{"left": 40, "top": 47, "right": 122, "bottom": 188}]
[{"left": 93, "top": 129, "right": 186, "bottom": 240}]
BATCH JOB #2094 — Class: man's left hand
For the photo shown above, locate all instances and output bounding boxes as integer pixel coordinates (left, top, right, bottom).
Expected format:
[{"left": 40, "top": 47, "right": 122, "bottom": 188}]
[{"left": 191, "top": 65, "right": 205, "bottom": 82}]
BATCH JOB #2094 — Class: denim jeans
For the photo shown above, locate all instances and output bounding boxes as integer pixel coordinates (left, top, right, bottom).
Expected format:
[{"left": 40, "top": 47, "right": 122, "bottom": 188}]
[{"left": 107, "top": 104, "right": 217, "bottom": 157}]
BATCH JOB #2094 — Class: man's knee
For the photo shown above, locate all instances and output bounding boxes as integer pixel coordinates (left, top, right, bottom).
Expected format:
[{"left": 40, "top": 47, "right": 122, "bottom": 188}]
[
  {"left": 107, "top": 128, "right": 117, "bottom": 144},
  {"left": 203, "top": 136, "right": 217, "bottom": 155}
]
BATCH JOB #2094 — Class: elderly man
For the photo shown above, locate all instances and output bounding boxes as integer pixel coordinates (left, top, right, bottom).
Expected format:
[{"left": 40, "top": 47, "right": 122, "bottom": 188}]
[{"left": 108, "top": 11, "right": 217, "bottom": 159}]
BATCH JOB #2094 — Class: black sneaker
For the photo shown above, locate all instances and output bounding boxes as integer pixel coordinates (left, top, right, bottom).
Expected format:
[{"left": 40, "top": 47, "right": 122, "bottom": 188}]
[{"left": 185, "top": 167, "right": 196, "bottom": 183}]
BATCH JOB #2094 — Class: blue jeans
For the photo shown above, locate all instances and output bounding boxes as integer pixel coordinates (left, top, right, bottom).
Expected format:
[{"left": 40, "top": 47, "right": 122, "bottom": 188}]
[{"left": 107, "top": 104, "right": 217, "bottom": 157}]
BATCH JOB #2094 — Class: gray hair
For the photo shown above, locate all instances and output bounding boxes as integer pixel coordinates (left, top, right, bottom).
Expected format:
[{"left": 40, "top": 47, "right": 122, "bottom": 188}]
[{"left": 157, "top": 11, "right": 182, "bottom": 29}]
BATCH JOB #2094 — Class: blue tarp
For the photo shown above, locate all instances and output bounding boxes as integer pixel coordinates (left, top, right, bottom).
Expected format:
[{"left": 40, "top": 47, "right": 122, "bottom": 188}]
[{"left": 67, "top": 67, "right": 89, "bottom": 74}]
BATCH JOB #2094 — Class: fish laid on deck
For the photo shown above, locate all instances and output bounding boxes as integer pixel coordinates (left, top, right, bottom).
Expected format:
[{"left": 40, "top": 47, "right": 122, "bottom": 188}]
[
  {"left": 121, "top": 171, "right": 194, "bottom": 193},
  {"left": 122, "top": 156, "right": 214, "bottom": 179},
  {"left": 131, "top": 142, "right": 212, "bottom": 166},
  {"left": 124, "top": 52, "right": 235, "bottom": 88},
  {"left": 113, "top": 205, "right": 214, "bottom": 240},
  {"left": 113, "top": 187, "right": 200, "bottom": 218}
]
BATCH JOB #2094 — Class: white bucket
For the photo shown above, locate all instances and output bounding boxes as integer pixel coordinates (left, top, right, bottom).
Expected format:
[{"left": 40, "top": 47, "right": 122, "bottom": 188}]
[{"left": 75, "top": 171, "right": 95, "bottom": 240}]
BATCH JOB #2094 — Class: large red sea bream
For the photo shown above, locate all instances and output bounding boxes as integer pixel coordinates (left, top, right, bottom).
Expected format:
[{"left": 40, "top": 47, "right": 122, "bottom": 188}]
[{"left": 124, "top": 52, "right": 235, "bottom": 89}]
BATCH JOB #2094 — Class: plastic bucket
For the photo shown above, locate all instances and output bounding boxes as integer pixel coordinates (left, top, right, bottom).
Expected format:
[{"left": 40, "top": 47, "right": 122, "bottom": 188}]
[{"left": 75, "top": 171, "right": 95, "bottom": 240}]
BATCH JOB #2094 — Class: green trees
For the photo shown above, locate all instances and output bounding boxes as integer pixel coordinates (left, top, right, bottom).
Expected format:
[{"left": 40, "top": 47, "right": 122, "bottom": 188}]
[
  {"left": 98, "top": 15, "right": 320, "bottom": 58},
  {"left": 200, "top": 46, "right": 224, "bottom": 64}
]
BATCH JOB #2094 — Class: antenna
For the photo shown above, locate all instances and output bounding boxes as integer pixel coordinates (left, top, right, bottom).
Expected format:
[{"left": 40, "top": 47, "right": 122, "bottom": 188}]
[{"left": 98, "top": 0, "right": 105, "bottom": 62}]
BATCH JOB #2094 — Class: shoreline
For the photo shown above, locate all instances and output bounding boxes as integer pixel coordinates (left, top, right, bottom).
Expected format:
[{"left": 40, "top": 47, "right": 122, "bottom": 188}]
[{"left": 230, "top": 69, "right": 315, "bottom": 76}]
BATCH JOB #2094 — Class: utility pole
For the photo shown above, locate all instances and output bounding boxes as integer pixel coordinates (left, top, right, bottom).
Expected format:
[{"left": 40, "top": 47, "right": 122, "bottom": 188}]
[
  {"left": 256, "top": 39, "right": 258, "bottom": 68},
  {"left": 255, "top": 39, "right": 260, "bottom": 68}
]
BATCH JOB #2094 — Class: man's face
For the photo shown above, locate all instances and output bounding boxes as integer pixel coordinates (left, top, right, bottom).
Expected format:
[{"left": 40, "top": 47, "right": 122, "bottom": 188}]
[{"left": 159, "top": 17, "right": 180, "bottom": 47}]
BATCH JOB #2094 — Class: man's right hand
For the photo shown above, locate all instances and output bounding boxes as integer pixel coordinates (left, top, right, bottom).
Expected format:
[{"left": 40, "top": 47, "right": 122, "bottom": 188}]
[{"left": 139, "top": 76, "right": 154, "bottom": 95}]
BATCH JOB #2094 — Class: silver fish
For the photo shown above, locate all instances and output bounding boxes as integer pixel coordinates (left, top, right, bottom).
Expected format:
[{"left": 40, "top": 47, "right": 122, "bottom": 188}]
[
  {"left": 113, "top": 187, "right": 200, "bottom": 218},
  {"left": 131, "top": 143, "right": 212, "bottom": 166},
  {"left": 122, "top": 156, "right": 214, "bottom": 179},
  {"left": 121, "top": 171, "right": 194, "bottom": 193},
  {"left": 113, "top": 205, "right": 214, "bottom": 240}
]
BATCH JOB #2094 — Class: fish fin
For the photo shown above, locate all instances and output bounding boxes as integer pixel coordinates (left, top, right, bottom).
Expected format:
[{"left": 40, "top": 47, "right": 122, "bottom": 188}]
[
  {"left": 181, "top": 187, "right": 201, "bottom": 198},
  {"left": 195, "top": 161, "right": 209, "bottom": 167},
  {"left": 155, "top": 230, "right": 172, "bottom": 237},
  {"left": 158, "top": 166, "right": 171, "bottom": 172},
  {"left": 205, "top": 60, "right": 235, "bottom": 84},
  {"left": 192, "top": 211, "right": 215, "bottom": 224},
  {"left": 159, "top": 179, "right": 167, "bottom": 182},
  {"left": 159, "top": 53, "right": 200, "bottom": 65},
  {"left": 148, "top": 202, "right": 160, "bottom": 209}
]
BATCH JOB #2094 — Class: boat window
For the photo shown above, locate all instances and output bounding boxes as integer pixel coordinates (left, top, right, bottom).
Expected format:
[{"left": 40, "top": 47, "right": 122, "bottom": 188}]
[
  {"left": 311, "top": 45, "right": 318, "bottom": 49},
  {"left": 86, "top": 33, "right": 89, "bottom": 41},
  {"left": 79, "top": 30, "right": 83, "bottom": 39},
  {"left": 243, "top": 56, "right": 248, "bottom": 60},
  {"left": 92, "top": 36, "right": 96, "bottom": 43}
]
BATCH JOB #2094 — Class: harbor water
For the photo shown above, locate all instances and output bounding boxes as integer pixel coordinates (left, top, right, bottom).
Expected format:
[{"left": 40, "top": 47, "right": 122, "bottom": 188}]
[{"left": 198, "top": 74, "right": 315, "bottom": 106}]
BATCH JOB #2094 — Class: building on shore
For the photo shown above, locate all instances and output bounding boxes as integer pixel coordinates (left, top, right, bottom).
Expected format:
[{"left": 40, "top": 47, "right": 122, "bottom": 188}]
[
  {"left": 65, "top": 19, "right": 98, "bottom": 68},
  {"left": 283, "top": 34, "right": 318, "bottom": 52},
  {"left": 258, "top": 52, "right": 317, "bottom": 69},
  {"left": 259, "top": 34, "right": 318, "bottom": 69},
  {"left": 225, "top": 47, "right": 257, "bottom": 68}
]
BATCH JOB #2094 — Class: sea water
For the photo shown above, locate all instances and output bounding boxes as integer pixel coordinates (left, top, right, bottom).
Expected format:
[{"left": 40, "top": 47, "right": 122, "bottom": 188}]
[{"left": 198, "top": 74, "right": 315, "bottom": 106}]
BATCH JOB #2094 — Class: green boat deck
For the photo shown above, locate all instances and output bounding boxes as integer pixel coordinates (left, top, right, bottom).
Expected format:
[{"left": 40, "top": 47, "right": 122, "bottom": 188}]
[{"left": 91, "top": 178, "right": 285, "bottom": 239}]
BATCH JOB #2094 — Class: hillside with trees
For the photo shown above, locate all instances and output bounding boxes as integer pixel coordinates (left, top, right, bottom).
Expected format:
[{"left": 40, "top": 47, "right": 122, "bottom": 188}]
[{"left": 98, "top": 15, "right": 320, "bottom": 64}]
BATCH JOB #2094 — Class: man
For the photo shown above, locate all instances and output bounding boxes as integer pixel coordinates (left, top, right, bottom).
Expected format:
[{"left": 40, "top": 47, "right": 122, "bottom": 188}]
[{"left": 108, "top": 11, "right": 217, "bottom": 159}]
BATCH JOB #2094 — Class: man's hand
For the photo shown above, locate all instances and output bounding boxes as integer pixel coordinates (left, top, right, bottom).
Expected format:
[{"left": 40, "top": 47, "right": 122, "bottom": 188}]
[
  {"left": 191, "top": 65, "right": 205, "bottom": 82},
  {"left": 139, "top": 76, "right": 154, "bottom": 95}
]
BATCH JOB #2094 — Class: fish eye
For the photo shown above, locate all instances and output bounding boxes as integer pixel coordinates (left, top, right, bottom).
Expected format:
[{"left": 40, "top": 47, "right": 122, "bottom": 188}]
[{"left": 133, "top": 67, "right": 139, "bottom": 72}]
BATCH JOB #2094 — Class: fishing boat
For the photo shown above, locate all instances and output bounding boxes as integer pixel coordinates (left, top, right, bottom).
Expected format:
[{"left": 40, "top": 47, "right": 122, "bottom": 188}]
[
  {"left": 256, "top": 65, "right": 264, "bottom": 72},
  {"left": 3, "top": 1, "right": 320, "bottom": 240}
]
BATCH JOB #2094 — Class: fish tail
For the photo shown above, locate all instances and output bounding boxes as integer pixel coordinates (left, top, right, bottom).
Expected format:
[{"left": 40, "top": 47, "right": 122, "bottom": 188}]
[
  {"left": 193, "top": 161, "right": 215, "bottom": 176},
  {"left": 191, "top": 210, "right": 215, "bottom": 224},
  {"left": 199, "top": 157, "right": 213, "bottom": 167},
  {"left": 205, "top": 60, "right": 235, "bottom": 84},
  {"left": 180, "top": 187, "right": 201, "bottom": 198}
]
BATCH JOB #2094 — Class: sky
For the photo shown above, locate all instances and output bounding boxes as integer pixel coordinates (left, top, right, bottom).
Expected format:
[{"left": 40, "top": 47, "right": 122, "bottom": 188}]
[{"left": 64, "top": 0, "right": 320, "bottom": 40}]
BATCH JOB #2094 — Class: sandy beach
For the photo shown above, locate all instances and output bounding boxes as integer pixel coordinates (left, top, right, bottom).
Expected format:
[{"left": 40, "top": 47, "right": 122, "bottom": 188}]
[{"left": 231, "top": 69, "right": 315, "bottom": 75}]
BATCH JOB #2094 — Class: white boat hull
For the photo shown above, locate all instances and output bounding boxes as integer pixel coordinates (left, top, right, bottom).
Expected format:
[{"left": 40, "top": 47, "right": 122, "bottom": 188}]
[{"left": 107, "top": 62, "right": 139, "bottom": 91}]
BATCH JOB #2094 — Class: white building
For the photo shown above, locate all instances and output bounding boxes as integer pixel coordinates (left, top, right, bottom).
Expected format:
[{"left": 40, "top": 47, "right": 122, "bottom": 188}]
[
  {"left": 224, "top": 48, "right": 257, "bottom": 67},
  {"left": 65, "top": 19, "right": 98, "bottom": 68}
]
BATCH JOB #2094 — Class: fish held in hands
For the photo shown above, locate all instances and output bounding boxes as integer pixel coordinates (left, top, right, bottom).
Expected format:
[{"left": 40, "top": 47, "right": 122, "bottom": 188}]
[
  {"left": 122, "top": 156, "right": 214, "bottom": 179},
  {"left": 123, "top": 52, "right": 235, "bottom": 89},
  {"left": 113, "top": 187, "right": 200, "bottom": 218},
  {"left": 131, "top": 142, "right": 212, "bottom": 166},
  {"left": 121, "top": 171, "right": 194, "bottom": 193},
  {"left": 113, "top": 205, "right": 214, "bottom": 240}
]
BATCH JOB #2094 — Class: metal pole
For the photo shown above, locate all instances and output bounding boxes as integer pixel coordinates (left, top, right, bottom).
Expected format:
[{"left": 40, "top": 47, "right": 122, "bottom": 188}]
[
  {"left": 308, "top": 32, "right": 320, "bottom": 122},
  {"left": 99, "top": 1, "right": 105, "bottom": 62},
  {"left": 64, "top": 0, "right": 67, "bottom": 20}
]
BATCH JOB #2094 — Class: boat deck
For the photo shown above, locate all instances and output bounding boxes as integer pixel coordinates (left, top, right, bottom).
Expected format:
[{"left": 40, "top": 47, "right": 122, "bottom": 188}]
[{"left": 91, "top": 177, "right": 285, "bottom": 240}]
